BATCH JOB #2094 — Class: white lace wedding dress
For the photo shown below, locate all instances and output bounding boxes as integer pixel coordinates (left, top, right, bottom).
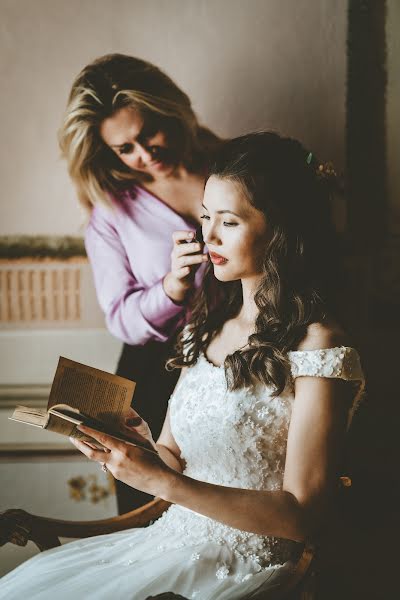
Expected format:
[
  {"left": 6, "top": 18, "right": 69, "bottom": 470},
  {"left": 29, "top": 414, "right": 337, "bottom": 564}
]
[{"left": 0, "top": 347, "right": 364, "bottom": 600}]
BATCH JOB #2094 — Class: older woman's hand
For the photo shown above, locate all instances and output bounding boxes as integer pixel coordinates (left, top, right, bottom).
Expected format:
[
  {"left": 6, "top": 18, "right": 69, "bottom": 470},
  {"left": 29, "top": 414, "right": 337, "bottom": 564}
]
[
  {"left": 70, "top": 425, "right": 173, "bottom": 498},
  {"left": 163, "top": 230, "right": 208, "bottom": 303}
]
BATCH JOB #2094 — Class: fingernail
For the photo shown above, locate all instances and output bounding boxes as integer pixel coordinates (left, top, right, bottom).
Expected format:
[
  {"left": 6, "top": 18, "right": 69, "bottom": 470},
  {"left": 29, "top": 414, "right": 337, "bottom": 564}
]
[{"left": 187, "top": 231, "right": 194, "bottom": 240}]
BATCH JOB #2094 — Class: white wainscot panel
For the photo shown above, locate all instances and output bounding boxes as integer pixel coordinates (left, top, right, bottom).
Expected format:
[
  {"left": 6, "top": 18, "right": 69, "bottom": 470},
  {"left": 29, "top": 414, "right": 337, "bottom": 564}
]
[
  {"left": 0, "top": 328, "right": 122, "bottom": 576},
  {"left": 0, "top": 457, "right": 118, "bottom": 576},
  {"left": 0, "top": 329, "right": 122, "bottom": 386}
]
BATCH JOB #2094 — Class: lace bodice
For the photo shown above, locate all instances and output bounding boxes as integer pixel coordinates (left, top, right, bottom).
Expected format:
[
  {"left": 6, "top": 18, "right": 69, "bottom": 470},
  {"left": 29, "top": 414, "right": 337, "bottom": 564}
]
[
  {"left": 170, "top": 347, "right": 363, "bottom": 490},
  {"left": 171, "top": 354, "right": 292, "bottom": 491},
  {"left": 152, "top": 347, "right": 364, "bottom": 573}
]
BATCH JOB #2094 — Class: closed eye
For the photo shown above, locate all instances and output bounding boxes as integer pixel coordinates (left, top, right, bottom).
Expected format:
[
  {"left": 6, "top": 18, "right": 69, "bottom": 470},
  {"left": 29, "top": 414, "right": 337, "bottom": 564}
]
[
  {"left": 118, "top": 143, "right": 134, "bottom": 155},
  {"left": 200, "top": 214, "right": 238, "bottom": 227}
]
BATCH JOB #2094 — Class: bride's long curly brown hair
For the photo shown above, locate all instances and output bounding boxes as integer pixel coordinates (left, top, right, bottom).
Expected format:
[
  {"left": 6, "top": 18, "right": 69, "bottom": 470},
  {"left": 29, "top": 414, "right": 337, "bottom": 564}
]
[{"left": 168, "top": 131, "right": 344, "bottom": 395}]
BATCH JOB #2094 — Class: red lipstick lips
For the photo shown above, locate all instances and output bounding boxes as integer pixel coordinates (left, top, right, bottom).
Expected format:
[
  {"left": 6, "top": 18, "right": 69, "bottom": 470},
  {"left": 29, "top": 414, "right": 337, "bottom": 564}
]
[{"left": 209, "top": 252, "right": 228, "bottom": 265}]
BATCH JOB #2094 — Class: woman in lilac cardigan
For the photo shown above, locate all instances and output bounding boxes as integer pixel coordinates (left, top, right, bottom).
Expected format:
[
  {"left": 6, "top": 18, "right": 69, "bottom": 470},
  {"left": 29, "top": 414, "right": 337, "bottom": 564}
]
[{"left": 59, "top": 54, "right": 219, "bottom": 512}]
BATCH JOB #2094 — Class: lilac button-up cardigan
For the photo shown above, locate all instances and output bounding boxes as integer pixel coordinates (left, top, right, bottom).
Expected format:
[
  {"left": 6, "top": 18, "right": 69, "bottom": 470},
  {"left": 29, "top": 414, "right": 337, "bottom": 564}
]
[{"left": 85, "top": 185, "right": 201, "bottom": 346}]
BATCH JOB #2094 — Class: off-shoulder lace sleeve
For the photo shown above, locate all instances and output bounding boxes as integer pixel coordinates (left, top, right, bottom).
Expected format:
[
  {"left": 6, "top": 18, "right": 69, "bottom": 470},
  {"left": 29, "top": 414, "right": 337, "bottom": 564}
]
[{"left": 288, "top": 346, "right": 365, "bottom": 427}]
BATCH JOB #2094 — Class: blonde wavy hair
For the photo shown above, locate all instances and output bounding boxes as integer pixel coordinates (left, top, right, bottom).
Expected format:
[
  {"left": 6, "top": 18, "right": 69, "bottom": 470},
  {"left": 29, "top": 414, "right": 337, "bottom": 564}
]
[{"left": 59, "top": 54, "right": 218, "bottom": 212}]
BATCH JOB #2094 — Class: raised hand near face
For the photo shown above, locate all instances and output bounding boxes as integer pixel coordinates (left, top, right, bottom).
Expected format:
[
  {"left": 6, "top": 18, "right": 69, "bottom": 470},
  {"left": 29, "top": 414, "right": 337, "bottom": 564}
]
[{"left": 163, "top": 230, "right": 208, "bottom": 303}]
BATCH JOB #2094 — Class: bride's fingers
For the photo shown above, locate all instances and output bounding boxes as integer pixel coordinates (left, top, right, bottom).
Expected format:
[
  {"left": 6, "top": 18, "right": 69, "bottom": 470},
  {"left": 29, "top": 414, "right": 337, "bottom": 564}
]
[
  {"left": 124, "top": 407, "right": 142, "bottom": 420},
  {"left": 77, "top": 425, "right": 123, "bottom": 452},
  {"left": 124, "top": 416, "right": 153, "bottom": 439},
  {"left": 70, "top": 437, "right": 109, "bottom": 462},
  {"left": 120, "top": 407, "right": 144, "bottom": 428},
  {"left": 84, "top": 442, "right": 99, "bottom": 450},
  {"left": 120, "top": 427, "right": 154, "bottom": 450},
  {"left": 123, "top": 420, "right": 155, "bottom": 444},
  {"left": 120, "top": 422, "right": 145, "bottom": 436}
]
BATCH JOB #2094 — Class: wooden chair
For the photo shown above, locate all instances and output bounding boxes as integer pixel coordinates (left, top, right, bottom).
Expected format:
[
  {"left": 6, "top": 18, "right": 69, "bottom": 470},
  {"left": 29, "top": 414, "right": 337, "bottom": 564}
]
[{"left": 0, "top": 497, "right": 315, "bottom": 599}]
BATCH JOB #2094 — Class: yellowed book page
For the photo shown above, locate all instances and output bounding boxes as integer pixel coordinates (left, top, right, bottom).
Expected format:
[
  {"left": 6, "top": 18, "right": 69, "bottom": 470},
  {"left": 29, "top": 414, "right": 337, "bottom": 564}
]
[
  {"left": 47, "top": 356, "right": 136, "bottom": 426},
  {"left": 9, "top": 406, "right": 103, "bottom": 448},
  {"left": 10, "top": 406, "right": 48, "bottom": 428}
]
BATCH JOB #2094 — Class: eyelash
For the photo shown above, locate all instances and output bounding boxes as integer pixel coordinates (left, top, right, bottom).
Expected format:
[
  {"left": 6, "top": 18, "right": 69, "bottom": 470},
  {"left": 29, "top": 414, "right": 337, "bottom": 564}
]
[
  {"left": 119, "top": 144, "right": 134, "bottom": 155},
  {"left": 200, "top": 215, "right": 238, "bottom": 227},
  {"left": 118, "top": 126, "right": 160, "bottom": 156}
]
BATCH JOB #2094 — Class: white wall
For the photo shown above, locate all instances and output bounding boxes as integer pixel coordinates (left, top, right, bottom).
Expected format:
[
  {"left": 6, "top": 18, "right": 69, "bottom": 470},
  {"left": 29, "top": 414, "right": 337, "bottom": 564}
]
[{"left": 0, "top": 0, "right": 347, "bottom": 236}]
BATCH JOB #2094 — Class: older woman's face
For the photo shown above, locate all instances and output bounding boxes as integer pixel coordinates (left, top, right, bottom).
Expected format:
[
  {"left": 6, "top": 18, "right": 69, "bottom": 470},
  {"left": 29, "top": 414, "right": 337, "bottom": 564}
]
[{"left": 100, "top": 106, "right": 174, "bottom": 177}]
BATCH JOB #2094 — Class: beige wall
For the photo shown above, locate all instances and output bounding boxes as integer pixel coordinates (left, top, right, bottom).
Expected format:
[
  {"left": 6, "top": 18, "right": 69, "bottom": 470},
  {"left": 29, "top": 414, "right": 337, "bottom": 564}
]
[{"left": 0, "top": 0, "right": 347, "bottom": 236}]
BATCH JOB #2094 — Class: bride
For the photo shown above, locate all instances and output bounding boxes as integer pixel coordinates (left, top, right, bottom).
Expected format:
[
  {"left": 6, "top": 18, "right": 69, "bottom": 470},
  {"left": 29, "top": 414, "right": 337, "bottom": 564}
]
[{"left": 0, "top": 132, "right": 364, "bottom": 599}]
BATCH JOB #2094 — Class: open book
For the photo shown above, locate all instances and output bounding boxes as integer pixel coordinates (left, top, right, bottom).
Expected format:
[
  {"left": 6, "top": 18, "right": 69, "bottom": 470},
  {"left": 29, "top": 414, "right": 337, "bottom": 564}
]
[{"left": 10, "top": 356, "right": 155, "bottom": 454}]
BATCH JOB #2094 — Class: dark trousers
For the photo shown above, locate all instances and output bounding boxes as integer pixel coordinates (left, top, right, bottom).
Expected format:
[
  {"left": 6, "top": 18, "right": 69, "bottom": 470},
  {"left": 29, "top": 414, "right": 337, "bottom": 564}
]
[{"left": 114, "top": 340, "right": 180, "bottom": 514}]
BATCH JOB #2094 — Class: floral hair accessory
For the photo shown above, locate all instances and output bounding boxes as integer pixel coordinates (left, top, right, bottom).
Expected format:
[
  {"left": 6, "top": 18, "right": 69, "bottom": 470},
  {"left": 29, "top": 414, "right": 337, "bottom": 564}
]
[
  {"left": 306, "top": 152, "right": 339, "bottom": 189},
  {"left": 317, "top": 162, "right": 337, "bottom": 179}
]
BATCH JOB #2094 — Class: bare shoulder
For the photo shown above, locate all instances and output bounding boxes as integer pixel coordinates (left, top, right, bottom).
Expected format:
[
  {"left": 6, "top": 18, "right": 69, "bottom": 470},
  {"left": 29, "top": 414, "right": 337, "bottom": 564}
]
[{"left": 296, "top": 321, "right": 350, "bottom": 351}]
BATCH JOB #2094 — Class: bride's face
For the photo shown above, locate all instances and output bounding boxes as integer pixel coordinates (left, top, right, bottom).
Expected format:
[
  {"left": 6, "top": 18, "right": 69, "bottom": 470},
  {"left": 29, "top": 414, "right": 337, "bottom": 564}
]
[{"left": 201, "top": 176, "right": 268, "bottom": 283}]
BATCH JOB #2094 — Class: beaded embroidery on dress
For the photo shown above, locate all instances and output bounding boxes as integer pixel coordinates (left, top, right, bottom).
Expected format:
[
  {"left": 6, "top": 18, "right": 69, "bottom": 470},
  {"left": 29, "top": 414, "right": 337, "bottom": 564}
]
[{"left": 0, "top": 347, "right": 364, "bottom": 600}]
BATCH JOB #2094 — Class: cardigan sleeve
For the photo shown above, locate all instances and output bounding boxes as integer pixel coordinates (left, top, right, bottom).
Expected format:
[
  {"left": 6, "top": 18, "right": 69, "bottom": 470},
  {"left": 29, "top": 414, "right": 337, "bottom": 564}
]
[{"left": 85, "top": 205, "right": 184, "bottom": 345}]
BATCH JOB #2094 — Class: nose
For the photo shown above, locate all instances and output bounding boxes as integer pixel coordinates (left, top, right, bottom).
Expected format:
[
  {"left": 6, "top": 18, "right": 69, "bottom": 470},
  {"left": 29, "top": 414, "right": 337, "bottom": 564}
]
[
  {"left": 135, "top": 143, "right": 153, "bottom": 167},
  {"left": 203, "top": 221, "right": 221, "bottom": 246}
]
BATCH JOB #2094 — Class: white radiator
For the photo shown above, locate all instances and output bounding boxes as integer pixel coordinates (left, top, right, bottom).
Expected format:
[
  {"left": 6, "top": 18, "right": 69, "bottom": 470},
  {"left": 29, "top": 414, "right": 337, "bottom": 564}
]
[{"left": 0, "top": 260, "right": 104, "bottom": 329}]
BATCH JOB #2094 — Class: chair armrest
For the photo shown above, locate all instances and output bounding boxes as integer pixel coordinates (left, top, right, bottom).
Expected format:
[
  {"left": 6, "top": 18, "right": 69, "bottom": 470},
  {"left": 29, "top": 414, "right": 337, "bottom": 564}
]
[
  {"left": 0, "top": 498, "right": 171, "bottom": 552},
  {"left": 275, "top": 542, "right": 316, "bottom": 599}
]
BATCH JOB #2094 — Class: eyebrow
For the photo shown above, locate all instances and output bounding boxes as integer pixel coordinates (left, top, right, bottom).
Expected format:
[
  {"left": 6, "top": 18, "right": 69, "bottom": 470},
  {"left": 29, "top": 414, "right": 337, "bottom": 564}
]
[
  {"left": 111, "top": 142, "right": 131, "bottom": 149},
  {"left": 110, "top": 126, "right": 149, "bottom": 149},
  {"left": 111, "top": 137, "right": 140, "bottom": 149},
  {"left": 201, "top": 204, "right": 241, "bottom": 218}
]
